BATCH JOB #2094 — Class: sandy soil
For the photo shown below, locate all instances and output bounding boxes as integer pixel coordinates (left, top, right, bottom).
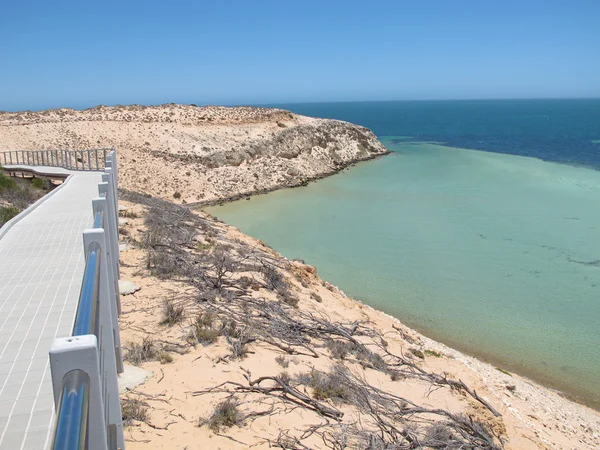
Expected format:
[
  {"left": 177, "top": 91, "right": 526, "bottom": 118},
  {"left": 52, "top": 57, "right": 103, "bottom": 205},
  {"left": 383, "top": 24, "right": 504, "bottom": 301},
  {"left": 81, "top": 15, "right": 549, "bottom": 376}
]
[
  {"left": 115, "top": 196, "right": 600, "bottom": 450},
  {"left": 0, "top": 104, "right": 387, "bottom": 205}
]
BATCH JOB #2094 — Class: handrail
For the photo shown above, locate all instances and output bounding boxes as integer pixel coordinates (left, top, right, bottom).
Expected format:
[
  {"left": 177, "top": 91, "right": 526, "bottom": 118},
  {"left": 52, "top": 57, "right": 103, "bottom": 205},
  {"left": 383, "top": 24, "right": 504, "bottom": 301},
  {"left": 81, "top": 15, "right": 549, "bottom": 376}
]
[
  {"left": 72, "top": 247, "right": 101, "bottom": 336},
  {"left": 0, "top": 148, "right": 111, "bottom": 171},
  {"left": 49, "top": 149, "right": 124, "bottom": 450},
  {"left": 52, "top": 370, "right": 90, "bottom": 450}
]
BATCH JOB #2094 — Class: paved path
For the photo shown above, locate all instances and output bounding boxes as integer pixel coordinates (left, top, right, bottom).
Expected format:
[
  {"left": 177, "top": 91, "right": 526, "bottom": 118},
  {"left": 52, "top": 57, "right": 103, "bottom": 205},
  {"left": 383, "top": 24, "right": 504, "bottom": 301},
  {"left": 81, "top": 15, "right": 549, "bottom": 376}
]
[{"left": 0, "top": 168, "right": 103, "bottom": 449}]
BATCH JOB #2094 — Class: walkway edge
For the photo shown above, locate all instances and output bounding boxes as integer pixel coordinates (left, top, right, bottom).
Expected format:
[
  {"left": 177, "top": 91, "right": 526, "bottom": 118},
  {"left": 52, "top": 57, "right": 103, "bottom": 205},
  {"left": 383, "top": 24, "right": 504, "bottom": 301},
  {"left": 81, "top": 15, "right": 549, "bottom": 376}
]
[{"left": 0, "top": 173, "right": 74, "bottom": 240}]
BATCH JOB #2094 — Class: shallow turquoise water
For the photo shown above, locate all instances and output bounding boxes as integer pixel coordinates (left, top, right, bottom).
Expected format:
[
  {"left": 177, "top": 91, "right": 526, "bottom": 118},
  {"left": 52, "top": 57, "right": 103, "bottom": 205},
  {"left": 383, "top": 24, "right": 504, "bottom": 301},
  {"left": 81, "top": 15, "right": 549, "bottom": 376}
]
[{"left": 207, "top": 139, "right": 600, "bottom": 408}]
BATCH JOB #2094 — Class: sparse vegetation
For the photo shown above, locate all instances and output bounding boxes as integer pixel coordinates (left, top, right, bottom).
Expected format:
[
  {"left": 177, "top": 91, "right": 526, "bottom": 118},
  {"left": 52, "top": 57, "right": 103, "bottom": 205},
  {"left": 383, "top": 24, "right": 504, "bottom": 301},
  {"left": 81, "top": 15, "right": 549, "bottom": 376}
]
[
  {"left": 30, "top": 177, "right": 46, "bottom": 189},
  {"left": 119, "top": 209, "right": 139, "bottom": 219},
  {"left": 202, "top": 399, "right": 240, "bottom": 432},
  {"left": 310, "top": 292, "right": 322, "bottom": 302},
  {"left": 121, "top": 397, "right": 150, "bottom": 426},
  {"left": 424, "top": 349, "right": 443, "bottom": 358},
  {"left": 303, "top": 366, "right": 353, "bottom": 403},
  {"left": 275, "top": 355, "right": 289, "bottom": 368},
  {"left": 187, "top": 312, "right": 220, "bottom": 345},
  {"left": 410, "top": 348, "right": 425, "bottom": 359},
  {"left": 0, "top": 205, "right": 20, "bottom": 224},
  {"left": 124, "top": 337, "right": 173, "bottom": 365},
  {"left": 173, "top": 191, "right": 181, "bottom": 199},
  {"left": 159, "top": 298, "right": 185, "bottom": 326},
  {"left": 0, "top": 172, "right": 54, "bottom": 227},
  {"left": 496, "top": 367, "right": 512, "bottom": 376},
  {"left": 118, "top": 190, "right": 505, "bottom": 449}
]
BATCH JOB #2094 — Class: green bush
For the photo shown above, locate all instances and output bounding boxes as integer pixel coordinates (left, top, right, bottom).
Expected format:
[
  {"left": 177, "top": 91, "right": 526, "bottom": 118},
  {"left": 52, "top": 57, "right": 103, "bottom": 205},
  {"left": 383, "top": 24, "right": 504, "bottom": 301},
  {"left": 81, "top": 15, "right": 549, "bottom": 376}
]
[
  {"left": 0, "top": 205, "right": 20, "bottom": 225},
  {"left": 30, "top": 178, "right": 46, "bottom": 190},
  {"left": 0, "top": 173, "right": 17, "bottom": 192}
]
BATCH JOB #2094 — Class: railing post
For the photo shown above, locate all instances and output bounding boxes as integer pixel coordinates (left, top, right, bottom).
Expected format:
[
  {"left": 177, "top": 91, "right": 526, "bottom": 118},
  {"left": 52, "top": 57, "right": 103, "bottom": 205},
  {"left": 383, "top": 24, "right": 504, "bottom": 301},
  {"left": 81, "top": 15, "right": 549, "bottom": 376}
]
[
  {"left": 49, "top": 335, "right": 109, "bottom": 450},
  {"left": 82, "top": 230, "right": 124, "bottom": 449},
  {"left": 103, "top": 169, "right": 119, "bottom": 221},
  {"left": 98, "top": 182, "right": 120, "bottom": 284},
  {"left": 92, "top": 198, "right": 124, "bottom": 374},
  {"left": 95, "top": 150, "right": 100, "bottom": 170},
  {"left": 105, "top": 151, "right": 119, "bottom": 206}
]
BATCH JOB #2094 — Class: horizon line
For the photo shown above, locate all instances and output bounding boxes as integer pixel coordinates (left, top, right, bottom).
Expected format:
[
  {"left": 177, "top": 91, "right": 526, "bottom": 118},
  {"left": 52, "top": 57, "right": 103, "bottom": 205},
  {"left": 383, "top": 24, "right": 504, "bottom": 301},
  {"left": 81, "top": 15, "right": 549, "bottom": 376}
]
[{"left": 2, "top": 96, "right": 600, "bottom": 113}]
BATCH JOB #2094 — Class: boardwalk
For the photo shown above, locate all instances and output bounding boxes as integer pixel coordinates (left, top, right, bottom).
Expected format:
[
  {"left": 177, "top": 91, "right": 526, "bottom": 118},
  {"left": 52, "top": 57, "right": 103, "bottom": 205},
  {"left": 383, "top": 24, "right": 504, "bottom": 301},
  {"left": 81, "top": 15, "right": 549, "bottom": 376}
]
[{"left": 0, "top": 168, "right": 103, "bottom": 449}]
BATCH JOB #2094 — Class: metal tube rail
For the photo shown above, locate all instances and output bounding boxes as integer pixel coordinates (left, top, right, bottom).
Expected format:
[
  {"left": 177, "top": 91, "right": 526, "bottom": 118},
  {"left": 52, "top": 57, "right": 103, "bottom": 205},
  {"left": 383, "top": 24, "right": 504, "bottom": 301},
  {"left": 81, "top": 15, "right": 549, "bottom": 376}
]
[
  {"left": 72, "top": 247, "right": 102, "bottom": 337},
  {"left": 51, "top": 370, "right": 90, "bottom": 450}
]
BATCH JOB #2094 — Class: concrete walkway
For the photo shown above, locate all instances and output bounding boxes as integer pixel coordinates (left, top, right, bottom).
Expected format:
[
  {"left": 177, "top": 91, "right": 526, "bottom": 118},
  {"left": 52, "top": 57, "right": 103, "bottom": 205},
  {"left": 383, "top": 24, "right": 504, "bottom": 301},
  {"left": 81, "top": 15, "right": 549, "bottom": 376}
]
[{"left": 0, "top": 168, "right": 103, "bottom": 449}]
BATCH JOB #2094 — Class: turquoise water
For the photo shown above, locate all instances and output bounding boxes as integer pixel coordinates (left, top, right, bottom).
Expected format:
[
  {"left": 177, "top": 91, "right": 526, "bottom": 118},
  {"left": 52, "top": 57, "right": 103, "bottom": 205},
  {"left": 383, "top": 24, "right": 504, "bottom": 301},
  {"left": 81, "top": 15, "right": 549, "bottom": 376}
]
[{"left": 206, "top": 101, "right": 600, "bottom": 408}]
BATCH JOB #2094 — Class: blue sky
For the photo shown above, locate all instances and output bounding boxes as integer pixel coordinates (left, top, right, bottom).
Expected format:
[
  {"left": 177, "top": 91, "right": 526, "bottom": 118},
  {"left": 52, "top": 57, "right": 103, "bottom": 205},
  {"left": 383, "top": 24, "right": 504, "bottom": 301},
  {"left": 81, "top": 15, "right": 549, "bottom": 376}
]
[{"left": 1, "top": 0, "right": 599, "bottom": 111}]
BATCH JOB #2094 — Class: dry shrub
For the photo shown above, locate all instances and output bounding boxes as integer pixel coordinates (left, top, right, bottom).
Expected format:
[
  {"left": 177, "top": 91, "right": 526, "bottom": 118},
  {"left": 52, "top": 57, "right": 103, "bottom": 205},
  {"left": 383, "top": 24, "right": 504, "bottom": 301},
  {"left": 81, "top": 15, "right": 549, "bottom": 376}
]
[
  {"left": 227, "top": 327, "right": 253, "bottom": 359},
  {"left": 299, "top": 366, "right": 353, "bottom": 403},
  {"left": 121, "top": 397, "right": 150, "bottom": 426},
  {"left": 124, "top": 337, "right": 173, "bottom": 365},
  {"left": 202, "top": 399, "right": 240, "bottom": 432},
  {"left": 275, "top": 355, "right": 289, "bottom": 368},
  {"left": 187, "top": 312, "right": 220, "bottom": 346},
  {"left": 326, "top": 339, "right": 356, "bottom": 360},
  {"left": 261, "top": 263, "right": 287, "bottom": 291},
  {"left": 160, "top": 298, "right": 185, "bottom": 326}
]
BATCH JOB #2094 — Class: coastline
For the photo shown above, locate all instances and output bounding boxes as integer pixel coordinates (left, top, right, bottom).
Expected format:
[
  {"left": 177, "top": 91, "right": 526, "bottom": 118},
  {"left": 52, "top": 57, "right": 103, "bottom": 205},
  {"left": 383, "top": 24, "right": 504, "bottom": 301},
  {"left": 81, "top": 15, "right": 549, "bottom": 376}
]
[
  {"left": 1, "top": 103, "right": 599, "bottom": 447},
  {"left": 116, "top": 192, "right": 600, "bottom": 449},
  {"left": 207, "top": 139, "right": 600, "bottom": 413},
  {"left": 188, "top": 150, "right": 390, "bottom": 208}
]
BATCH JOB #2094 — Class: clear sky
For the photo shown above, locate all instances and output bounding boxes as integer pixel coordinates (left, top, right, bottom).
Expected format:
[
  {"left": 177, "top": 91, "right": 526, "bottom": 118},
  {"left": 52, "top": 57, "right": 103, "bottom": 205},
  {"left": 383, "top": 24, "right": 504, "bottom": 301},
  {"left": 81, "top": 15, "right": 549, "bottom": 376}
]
[{"left": 1, "top": 0, "right": 599, "bottom": 111}]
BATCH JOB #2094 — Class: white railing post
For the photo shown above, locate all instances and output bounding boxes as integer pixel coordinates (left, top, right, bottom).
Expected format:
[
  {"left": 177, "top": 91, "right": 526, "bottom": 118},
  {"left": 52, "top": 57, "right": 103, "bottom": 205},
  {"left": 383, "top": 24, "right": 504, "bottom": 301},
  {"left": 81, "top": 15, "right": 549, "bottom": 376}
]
[
  {"left": 98, "top": 182, "right": 121, "bottom": 285},
  {"left": 49, "top": 335, "right": 109, "bottom": 450},
  {"left": 103, "top": 169, "right": 119, "bottom": 219},
  {"left": 105, "top": 151, "right": 119, "bottom": 206},
  {"left": 83, "top": 230, "right": 125, "bottom": 449},
  {"left": 92, "top": 198, "right": 124, "bottom": 374}
]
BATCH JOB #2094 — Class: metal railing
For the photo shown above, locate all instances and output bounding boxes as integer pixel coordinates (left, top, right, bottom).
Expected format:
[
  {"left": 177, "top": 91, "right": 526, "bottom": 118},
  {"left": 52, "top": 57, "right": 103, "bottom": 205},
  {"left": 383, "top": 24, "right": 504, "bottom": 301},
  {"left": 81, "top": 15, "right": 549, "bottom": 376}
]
[
  {"left": 0, "top": 148, "right": 112, "bottom": 171},
  {"left": 47, "top": 150, "right": 125, "bottom": 450}
]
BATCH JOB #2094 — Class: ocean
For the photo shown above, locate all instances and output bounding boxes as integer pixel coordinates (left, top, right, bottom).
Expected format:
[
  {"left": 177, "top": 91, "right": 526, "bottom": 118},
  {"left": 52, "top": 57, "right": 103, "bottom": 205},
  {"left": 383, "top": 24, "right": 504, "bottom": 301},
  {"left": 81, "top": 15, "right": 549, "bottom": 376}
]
[{"left": 206, "top": 99, "right": 600, "bottom": 409}]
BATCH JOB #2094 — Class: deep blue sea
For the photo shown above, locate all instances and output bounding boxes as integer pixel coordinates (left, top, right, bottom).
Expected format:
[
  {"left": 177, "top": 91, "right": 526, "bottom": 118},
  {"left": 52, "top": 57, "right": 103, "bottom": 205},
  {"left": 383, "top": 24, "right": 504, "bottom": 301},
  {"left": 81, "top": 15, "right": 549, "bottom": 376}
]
[
  {"left": 271, "top": 99, "right": 600, "bottom": 168},
  {"left": 209, "top": 99, "right": 600, "bottom": 408}
]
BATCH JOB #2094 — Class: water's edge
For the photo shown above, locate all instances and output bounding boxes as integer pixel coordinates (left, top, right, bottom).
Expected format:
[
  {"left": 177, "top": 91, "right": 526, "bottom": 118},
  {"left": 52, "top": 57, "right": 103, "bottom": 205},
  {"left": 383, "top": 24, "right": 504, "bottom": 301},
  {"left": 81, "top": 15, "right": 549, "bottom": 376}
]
[{"left": 204, "top": 142, "right": 600, "bottom": 412}]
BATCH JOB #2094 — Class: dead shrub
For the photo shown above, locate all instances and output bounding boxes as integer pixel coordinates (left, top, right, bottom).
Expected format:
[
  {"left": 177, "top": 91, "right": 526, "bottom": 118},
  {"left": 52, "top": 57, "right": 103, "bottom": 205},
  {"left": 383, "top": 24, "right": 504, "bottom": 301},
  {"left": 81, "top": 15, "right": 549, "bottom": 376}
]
[
  {"left": 310, "top": 292, "right": 323, "bottom": 303},
  {"left": 201, "top": 399, "right": 240, "bottom": 432},
  {"left": 124, "top": 337, "right": 173, "bottom": 365},
  {"left": 275, "top": 355, "right": 289, "bottom": 368},
  {"left": 300, "top": 366, "right": 353, "bottom": 404},
  {"left": 326, "top": 339, "right": 356, "bottom": 360},
  {"left": 261, "top": 263, "right": 287, "bottom": 292},
  {"left": 160, "top": 298, "right": 185, "bottom": 326},
  {"left": 187, "top": 312, "right": 220, "bottom": 346},
  {"left": 121, "top": 397, "right": 150, "bottom": 426},
  {"left": 227, "top": 328, "right": 253, "bottom": 359}
]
